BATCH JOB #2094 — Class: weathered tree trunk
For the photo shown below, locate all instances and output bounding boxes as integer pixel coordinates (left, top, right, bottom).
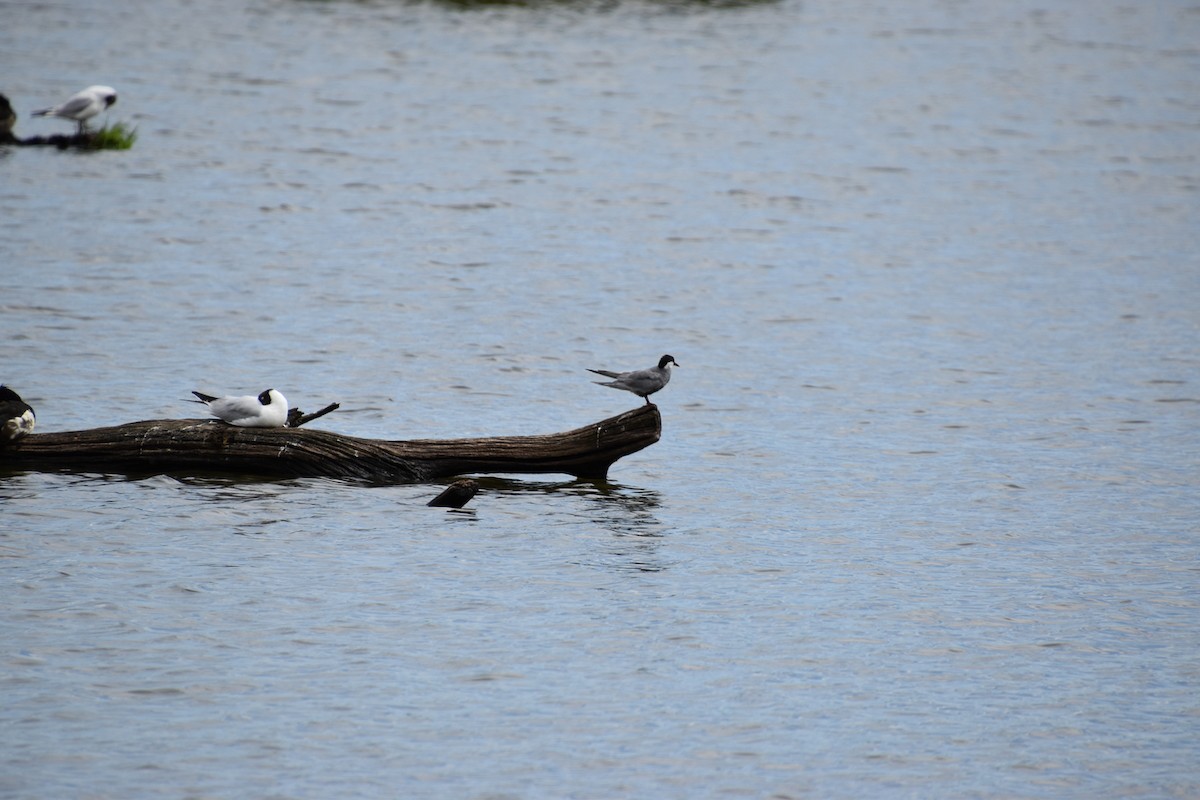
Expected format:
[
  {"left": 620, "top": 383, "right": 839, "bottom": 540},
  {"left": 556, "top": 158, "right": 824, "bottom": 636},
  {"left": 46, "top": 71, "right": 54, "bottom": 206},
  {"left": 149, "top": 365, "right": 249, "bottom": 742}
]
[{"left": 0, "top": 405, "right": 661, "bottom": 483}]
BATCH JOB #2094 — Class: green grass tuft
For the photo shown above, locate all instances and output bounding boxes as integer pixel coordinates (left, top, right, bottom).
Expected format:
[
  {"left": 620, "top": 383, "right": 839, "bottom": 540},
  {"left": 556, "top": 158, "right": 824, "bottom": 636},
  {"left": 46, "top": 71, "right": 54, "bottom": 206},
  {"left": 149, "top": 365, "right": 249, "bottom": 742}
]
[{"left": 90, "top": 121, "right": 138, "bottom": 150}]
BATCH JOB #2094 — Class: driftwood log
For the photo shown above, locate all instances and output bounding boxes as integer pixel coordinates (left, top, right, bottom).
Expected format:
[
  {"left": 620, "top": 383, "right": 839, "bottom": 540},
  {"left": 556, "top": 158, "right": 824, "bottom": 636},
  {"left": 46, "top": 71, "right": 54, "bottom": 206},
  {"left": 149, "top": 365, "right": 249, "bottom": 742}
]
[
  {"left": 2, "top": 132, "right": 100, "bottom": 149},
  {"left": 0, "top": 405, "right": 660, "bottom": 483}
]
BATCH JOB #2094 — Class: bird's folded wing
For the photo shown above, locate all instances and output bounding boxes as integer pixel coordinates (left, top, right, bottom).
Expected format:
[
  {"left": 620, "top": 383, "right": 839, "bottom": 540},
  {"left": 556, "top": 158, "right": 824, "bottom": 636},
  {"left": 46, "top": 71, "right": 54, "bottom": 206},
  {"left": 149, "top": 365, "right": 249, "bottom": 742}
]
[{"left": 56, "top": 96, "right": 95, "bottom": 117}]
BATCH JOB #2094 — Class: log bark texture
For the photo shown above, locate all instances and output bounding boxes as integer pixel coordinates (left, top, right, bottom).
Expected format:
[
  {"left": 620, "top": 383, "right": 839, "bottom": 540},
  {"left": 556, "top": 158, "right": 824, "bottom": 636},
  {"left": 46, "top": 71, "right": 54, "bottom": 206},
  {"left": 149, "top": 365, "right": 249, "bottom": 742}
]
[{"left": 0, "top": 405, "right": 660, "bottom": 483}]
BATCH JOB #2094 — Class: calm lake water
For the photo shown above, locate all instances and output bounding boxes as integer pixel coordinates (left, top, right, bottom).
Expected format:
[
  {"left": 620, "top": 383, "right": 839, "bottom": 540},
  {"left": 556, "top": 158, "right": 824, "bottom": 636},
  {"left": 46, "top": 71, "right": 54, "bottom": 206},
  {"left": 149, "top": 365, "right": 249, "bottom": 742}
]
[{"left": 2, "top": 0, "right": 1198, "bottom": 797}]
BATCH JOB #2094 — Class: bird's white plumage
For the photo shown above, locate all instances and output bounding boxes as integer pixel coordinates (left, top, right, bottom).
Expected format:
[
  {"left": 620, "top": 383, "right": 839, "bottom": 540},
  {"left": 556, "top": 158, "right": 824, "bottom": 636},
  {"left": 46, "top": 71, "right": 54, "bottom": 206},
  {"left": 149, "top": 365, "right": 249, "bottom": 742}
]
[
  {"left": 0, "top": 386, "right": 36, "bottom": 441},
  {"left": 32, "top": 85, "right": 118, "bottom": 131},
  {"left": 2, "top": 410, "right": 35, "bottom": 441},
  {"left": 192, "top": 389, "right": 288, "bottom": 428}
]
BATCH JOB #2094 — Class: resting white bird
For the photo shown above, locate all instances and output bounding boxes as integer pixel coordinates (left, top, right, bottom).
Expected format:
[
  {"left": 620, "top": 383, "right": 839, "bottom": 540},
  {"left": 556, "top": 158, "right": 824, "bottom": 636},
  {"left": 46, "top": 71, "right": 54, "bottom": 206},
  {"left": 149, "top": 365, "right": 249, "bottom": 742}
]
[
  {"left": 0, "top": 385, "right": 36, "bottom": 441},
  {"left": 32, "top": 85, "right": 118, "bottom": 133},
  {"left": 587, "top": 355, "right": 679, "bottom": 405},
  {"left": 191, "top": 389, "right": 289, "bottom": 428}
]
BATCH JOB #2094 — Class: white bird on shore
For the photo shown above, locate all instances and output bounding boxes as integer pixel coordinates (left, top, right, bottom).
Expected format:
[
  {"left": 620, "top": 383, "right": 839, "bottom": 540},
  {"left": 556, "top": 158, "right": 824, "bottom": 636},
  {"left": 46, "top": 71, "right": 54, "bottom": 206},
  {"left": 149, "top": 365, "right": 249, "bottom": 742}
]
[
  {"left": 587, "top": 355, "right": 679, "bottom": 405},
  {"left": 0, "top": 386, "right": 36, "bottom": 441},
  {"left": 191, "top": 389, "right": 288, "bottom": 428},
  {"left": 32, "top": 85, "right": 117, "bottom": 133}
]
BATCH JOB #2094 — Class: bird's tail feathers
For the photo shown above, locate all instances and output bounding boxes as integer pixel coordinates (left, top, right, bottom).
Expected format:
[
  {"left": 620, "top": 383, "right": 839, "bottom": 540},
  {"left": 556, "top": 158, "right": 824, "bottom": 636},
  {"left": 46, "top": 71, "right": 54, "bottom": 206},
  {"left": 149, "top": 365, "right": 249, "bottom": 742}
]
[
  {"left": 191, "top": 391, "right": 217, "bottom": 403},
  {"left": 587, "top": 369, "right": 621, "bottom": 378}
]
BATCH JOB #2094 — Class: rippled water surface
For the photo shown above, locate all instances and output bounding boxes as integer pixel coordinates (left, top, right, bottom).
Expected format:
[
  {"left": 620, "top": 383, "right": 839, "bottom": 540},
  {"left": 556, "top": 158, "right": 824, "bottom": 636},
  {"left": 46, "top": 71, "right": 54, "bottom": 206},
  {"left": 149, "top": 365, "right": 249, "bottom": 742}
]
[{"left": 2, "top": 0, "right": 1198, "bottom": 797}]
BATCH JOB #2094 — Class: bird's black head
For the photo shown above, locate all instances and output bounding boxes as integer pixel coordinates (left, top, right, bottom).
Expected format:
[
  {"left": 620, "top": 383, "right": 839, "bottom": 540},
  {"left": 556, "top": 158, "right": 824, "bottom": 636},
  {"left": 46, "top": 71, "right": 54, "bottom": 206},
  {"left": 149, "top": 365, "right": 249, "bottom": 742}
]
[
  {"left": 0, "top": 385, "right": 23, "bottom": 403},
  {"left": 104, "top": 92, "right": 117, "bottom": 108},
  {"left": 659, "top": 355, "right": 679, "bottom": 368},
  {"left": 258, "top": 390, "right": 274, "bottom": 405}
]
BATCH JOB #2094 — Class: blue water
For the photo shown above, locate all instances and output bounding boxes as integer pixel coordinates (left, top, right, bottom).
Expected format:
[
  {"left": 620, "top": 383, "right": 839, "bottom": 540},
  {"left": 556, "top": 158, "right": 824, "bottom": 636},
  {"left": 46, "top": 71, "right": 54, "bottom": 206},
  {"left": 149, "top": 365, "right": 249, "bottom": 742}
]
[{"left": 2, "top": 0, "right": 1198, "bottom": 797}]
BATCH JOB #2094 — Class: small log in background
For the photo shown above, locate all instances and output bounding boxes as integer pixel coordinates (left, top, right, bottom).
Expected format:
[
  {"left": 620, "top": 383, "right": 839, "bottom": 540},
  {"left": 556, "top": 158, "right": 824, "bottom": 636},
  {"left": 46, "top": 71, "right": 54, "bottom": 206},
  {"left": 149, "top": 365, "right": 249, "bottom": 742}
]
[{"left": 0, "top": 405, "right": 661, "bottom": 483}]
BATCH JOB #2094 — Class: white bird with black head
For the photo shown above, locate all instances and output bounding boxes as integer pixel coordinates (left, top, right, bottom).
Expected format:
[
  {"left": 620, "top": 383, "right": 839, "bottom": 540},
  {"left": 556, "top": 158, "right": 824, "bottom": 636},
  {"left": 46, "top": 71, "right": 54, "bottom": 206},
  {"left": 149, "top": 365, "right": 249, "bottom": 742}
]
[
  {"left": 32, "top": 85, "right": 118, "bottom": 133},
  {"left": 587, "top": 355, "right": 679, "bottom": 405},
  {"left": 191, "top": 389, "right": 289, "bottom": 428}
]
